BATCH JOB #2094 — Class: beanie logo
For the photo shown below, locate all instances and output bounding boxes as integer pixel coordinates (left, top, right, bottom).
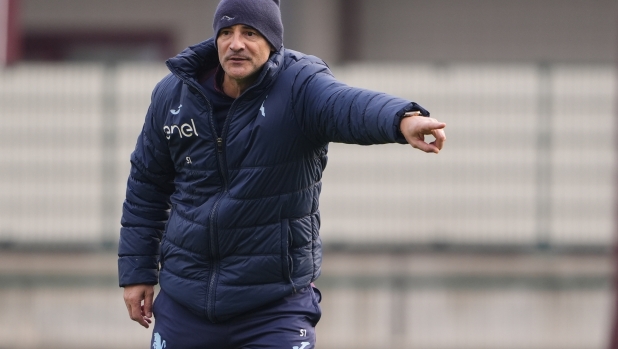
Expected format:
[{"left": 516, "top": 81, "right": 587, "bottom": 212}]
[{"left": 221, "top": 15, "right": 235, "bottom": 21}]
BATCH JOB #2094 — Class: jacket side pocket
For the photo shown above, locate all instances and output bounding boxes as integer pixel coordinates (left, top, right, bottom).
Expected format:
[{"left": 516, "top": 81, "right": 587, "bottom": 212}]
[{"left": 280, "top": 219, "right": 296, "bottom": 291}]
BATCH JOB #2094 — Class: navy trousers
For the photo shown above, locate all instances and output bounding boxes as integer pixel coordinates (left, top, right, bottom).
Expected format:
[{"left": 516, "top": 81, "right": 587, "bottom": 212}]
[{"left": 150, "top": 286, "right": 322, "bottom": 349}]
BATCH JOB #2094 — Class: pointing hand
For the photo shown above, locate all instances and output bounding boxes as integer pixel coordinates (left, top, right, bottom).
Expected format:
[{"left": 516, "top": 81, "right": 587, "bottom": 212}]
[{"left": 400, "top": 112, "right": 446, "bottom": 153}]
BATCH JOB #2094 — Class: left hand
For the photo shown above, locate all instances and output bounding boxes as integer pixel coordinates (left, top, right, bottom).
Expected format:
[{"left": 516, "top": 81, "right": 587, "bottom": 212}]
[{"left": 400, "top": 112, "right": 446, "bottom": 153}]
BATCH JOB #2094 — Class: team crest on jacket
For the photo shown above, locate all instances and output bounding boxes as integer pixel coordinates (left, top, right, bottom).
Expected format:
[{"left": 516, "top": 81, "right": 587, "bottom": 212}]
[{"left": 170, "top": 104, "right": 182, "bottom": 115}]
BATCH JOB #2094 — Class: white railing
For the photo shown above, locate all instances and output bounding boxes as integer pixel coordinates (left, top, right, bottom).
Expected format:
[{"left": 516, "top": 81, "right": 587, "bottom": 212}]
[{"left": 0, "top": 62, "right": 614, "bottom": 248}]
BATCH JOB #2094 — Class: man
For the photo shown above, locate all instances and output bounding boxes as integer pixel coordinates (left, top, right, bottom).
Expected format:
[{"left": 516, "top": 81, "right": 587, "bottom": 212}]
[{"left": 118, "top": 0, "right": 446, "bottom": 348}]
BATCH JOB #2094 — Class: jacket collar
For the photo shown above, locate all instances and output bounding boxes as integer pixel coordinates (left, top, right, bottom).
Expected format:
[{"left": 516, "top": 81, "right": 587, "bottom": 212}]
[{"left": 166, "top": 37, "right": 284, "bottom": 96}]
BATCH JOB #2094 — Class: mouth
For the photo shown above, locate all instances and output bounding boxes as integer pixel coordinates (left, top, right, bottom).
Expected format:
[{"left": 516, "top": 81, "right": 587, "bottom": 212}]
[{"left": 227, "top": 56, "right": 249, "bottom": 62}]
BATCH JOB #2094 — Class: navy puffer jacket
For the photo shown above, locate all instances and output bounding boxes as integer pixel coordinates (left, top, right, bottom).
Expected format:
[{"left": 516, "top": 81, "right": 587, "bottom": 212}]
[{"left": 118, "top": 38, "right": 428, "bottom": 322}]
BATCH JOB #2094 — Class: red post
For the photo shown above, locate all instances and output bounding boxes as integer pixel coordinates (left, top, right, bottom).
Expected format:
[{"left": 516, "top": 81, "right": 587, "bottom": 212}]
[{"left": 1, "top": 0, "right": 21, "bottom": 66}]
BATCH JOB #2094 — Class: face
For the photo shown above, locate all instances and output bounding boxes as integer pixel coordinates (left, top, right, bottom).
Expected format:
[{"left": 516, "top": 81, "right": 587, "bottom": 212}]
[{"left": 217, "top": 24, "right": 273, "bottom": 84}]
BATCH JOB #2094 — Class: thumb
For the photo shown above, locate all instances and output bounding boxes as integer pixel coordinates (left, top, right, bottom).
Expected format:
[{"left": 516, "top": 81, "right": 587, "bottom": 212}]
[{"left": 143, "top": 288, "right": 154, "bottom": 318}]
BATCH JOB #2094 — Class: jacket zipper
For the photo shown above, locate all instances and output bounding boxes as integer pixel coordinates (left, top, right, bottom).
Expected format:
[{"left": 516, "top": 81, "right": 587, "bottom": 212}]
[
  {"left": 207, "top": 135, "right": 229, "bottom": 321},
  {"left": 171, "top": 65, "right": 266, "bottom": 322},
  {"left": 207, "top": 104, "right": 229, "bottom": 322},
  {"left": 174, "top": 78, "right": 227, "bottom": 322},
  {"left": 206, "top": 105, "right": 239, "bottom": 321}
]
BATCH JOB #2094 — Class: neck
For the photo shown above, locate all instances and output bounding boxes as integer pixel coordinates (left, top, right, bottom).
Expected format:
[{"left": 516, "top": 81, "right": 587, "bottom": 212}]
[
  {"left": 222, "top": 77, "right": 247, "bottom": 98},
  {"left": 222, "top": 73, "right": 257, "bottom": 99}
]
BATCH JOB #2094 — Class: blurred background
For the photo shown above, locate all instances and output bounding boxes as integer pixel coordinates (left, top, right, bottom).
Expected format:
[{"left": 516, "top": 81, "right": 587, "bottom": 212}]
[{"left": 0, "top": 0, "right": 616, "bottom": 348}]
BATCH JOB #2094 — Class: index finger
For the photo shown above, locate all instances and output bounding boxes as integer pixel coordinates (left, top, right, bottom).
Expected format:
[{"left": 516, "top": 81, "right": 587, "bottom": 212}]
[{"left": 426, "top": 120, "right": 446, "bottom": 131}]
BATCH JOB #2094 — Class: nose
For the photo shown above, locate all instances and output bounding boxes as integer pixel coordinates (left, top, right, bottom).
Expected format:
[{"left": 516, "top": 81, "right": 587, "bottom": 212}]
[{"left": 229, "top": 32, "right": 245, "bottom": 51}]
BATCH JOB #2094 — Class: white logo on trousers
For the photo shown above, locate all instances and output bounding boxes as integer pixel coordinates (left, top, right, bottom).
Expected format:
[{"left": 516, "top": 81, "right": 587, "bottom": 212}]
[
  {"left": 293, "top": 342, "right": 310, "bottom": 349},
  {"left": 153, "top": 332, "right": 166, "bottom": 349}
]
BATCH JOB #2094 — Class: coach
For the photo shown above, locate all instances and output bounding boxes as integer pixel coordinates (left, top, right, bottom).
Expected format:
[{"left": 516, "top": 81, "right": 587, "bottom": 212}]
[{"left": 118, "top": 0, "right": 446, "bottom": 348}]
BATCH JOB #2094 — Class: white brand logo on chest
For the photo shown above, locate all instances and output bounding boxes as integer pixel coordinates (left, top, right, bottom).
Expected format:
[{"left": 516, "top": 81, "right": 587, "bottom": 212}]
[{"left": 163, "top": 119, "right": 199, "bottom": 140}]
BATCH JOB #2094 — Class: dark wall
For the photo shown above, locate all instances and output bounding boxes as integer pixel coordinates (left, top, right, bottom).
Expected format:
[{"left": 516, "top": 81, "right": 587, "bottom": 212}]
[
  {"left": 358, "top": 0, "right": 617, "bottom": 63},
  {"left": 20, "top": 0, "right": 618, "bottom": 64}
]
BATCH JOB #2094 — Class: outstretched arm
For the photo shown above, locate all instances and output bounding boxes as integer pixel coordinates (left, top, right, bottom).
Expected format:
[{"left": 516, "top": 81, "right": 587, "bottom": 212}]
[
  {"left": 291, "top": 62, "right": 439, "bottom": 147},
  {"left": 400, "top": 111, "right": 446, "bottom": 153}
]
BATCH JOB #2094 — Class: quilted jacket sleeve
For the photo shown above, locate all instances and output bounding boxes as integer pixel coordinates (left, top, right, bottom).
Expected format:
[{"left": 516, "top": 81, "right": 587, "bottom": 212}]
[
  {"left": 117, "top": 81, "right": 175, "bottom": 287},
  {"left": 291, "top": 60, "right": 429, "bottom": 146}
]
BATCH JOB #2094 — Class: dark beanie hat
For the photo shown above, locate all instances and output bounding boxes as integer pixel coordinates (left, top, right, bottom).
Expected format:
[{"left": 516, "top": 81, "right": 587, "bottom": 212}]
[{"left": 213, "top": 0, "right": 284, "bottom": 50}]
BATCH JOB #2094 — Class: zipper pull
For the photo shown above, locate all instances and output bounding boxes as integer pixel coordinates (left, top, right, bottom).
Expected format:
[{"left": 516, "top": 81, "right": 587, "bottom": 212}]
[{"left": 217, "top": 138, "right": 223, "bottom": 153}]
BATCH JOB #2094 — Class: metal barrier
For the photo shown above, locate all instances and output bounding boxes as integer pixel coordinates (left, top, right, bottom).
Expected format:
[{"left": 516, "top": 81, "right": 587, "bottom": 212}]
[
  {"left": 0, "top": 62, "right": 614, "bottom": 250},
  {"left": 0, "top": 61, "right": 614, "bottom": 349}
]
